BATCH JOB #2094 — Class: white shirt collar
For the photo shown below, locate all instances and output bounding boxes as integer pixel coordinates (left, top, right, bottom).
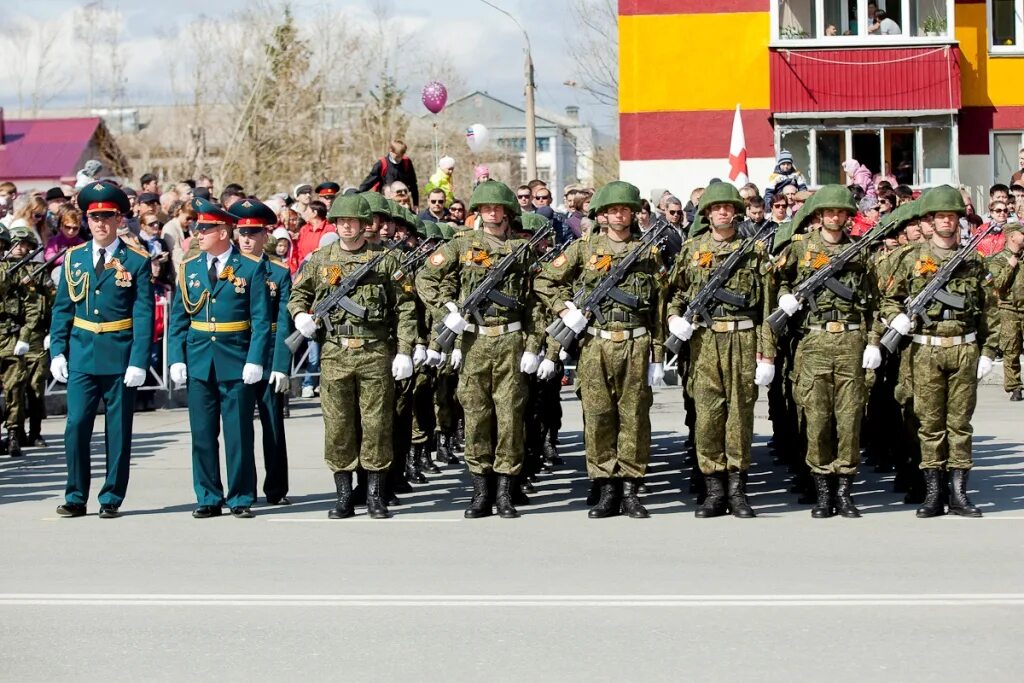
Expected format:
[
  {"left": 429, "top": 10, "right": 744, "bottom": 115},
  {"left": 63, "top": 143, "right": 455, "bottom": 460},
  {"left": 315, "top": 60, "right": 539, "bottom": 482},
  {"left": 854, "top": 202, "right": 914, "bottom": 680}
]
[
  {"left": 92, "top": 238, "right": 121, "bottom": 261},
  {"left": 207, "top": 246, "right": 232, "bottom": 269}
]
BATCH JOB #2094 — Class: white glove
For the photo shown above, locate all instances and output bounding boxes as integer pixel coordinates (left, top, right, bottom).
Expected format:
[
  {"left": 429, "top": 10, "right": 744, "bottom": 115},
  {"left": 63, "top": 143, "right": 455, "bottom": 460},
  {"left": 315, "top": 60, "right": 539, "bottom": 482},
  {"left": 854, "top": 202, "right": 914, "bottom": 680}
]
[
  {"left": 754, "top": 360, "right": 776, "bottom": 386},
  {"left": 392, "top": 353, "right": 414, "bottom": 380},
  {"left": 647, "top": 362, "right": 665, "bottom": 387},
  {"left": 450, "top": 349, "right": 463, "bottom": 370},
  {"left": 560, "top": 301, "right": 588, "bottom": 334},
  {"left": 442, "top": 302, "right": 468, "bottom": 334},
  {"left": 977, "top": 356, "right": 993, "bottom": 380},
  {"left": 270, "top": 371, "right": 290, "bottom": 393},
  {"left": 425, "top": 348, "right": 442, "bottom": 367},
  {"left": 667, "top": 315, "right": 694, "bottom": 341},
  {"left": 50, "top": 354, "right": 69, "bottom": 383},
  {"left": 13, "top": 341, "right": 29, "bottom": 356},
  {"left": 861, "top": 345, "right": 882, "bottom": 370},
  {"left": 778, "top": 293, "right": 802, "bottom": 316},
  {"left": 170, "top": 362, "right": 188, "bottom": 387},
  {"left": 242, "top": 363, "right": 264, "bottom": 385},
  {"left": 520, "top": 351, "right": 541, "bottom": 374},
  {"left": 44, "top": 334, "right": 50, "bottom": 350},
  {"left": 890, "top": 313, "right": 913, "bottom": 336},
  {"left": 413, "top": 344, "right": 427, "bottom": 367},
  {"left": 558, "top": 348, "right": 569, "bottom": 362},
  {"left": 123, "top": 365, "right": 146, "bottom": 388},
  {"left": 537, "top": 358, "right": 558, "bottom": 380},
  {"left": 294, "top": 312, "right": 317, "bottom": 339}
]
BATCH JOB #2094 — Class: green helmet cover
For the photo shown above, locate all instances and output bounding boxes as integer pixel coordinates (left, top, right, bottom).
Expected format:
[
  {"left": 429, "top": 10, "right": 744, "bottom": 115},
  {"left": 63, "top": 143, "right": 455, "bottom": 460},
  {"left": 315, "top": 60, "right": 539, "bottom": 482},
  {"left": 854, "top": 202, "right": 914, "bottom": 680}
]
[{"left": 327, "top": 194, "right": 371, "bottom": 223}]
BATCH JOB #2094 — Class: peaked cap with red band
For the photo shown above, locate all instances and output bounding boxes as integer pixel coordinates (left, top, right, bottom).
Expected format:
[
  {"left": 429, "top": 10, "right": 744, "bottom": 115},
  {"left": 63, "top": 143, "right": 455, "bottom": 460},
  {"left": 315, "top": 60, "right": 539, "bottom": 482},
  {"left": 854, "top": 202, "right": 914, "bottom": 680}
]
[
  {"left": 227, "top": 197, "right": 279, "bottom": 234},
  {"left": 190, "top": 196, "right": 237, "bottom": 225},
  {"left": 315, "top": 181, "right": 340, "bottom": 198},
  {"left": 76, "top": 181, "right": 131, "bottom": 215}
]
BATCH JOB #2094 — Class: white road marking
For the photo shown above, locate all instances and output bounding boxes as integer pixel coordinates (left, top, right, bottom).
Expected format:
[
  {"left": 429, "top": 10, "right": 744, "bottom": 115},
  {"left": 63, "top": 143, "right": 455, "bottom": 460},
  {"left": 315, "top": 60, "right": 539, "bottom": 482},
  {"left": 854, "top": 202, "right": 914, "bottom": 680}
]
[{"left": 1, "top": 594, "right": 1022, "bottom": 607}]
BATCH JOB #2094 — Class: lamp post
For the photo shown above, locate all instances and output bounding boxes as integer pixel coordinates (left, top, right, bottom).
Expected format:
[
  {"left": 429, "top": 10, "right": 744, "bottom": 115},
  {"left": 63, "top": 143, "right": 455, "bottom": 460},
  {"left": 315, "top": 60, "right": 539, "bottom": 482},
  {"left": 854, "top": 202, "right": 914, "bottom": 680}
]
[{"left": 480, "top": 0, "right": 537, "bottom": 182}]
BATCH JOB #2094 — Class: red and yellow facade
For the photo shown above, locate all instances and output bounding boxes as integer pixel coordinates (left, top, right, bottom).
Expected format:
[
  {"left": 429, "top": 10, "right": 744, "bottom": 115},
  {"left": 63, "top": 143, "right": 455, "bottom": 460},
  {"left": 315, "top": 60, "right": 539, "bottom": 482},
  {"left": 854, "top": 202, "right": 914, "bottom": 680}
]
[{"left": 619, "top": 0, "right": 1024, "bottom": 199}]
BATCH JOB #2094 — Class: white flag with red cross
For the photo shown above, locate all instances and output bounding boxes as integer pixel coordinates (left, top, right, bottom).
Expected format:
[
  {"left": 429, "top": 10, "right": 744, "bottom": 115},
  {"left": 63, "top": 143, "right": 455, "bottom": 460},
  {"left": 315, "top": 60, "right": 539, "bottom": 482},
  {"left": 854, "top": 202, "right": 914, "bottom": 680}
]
[{"left": 728, "top": 104, "right": 749, "bottom": 187}]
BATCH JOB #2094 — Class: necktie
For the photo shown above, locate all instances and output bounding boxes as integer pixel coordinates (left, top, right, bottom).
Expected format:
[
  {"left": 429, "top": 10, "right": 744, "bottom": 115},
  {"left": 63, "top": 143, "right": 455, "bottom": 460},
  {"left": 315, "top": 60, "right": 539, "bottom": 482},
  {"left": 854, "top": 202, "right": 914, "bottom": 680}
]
[
  {"left": 208, "top": 258, "right": 218, "bottom": 288},
  {"left": 95, "top": 248, "right": 106, "bottom": 275}
]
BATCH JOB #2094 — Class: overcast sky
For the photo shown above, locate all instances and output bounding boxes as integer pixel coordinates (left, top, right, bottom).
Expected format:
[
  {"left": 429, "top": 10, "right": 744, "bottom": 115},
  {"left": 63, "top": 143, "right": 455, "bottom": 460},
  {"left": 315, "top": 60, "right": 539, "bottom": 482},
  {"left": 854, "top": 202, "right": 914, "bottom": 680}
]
[{"left": 0, "top": 0, "right": 615, "bottom": 133}]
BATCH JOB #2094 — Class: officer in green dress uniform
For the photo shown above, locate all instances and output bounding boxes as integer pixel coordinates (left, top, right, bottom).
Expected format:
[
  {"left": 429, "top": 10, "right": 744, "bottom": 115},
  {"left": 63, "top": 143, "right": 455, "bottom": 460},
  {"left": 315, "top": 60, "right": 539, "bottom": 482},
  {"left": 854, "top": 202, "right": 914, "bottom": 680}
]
[
  {"left": 229, "top": 198, "right": 294, "bottom": 505},
  {"left": 168, "top": 197, "right": 271, "bottom": 519},
  {"left": 49, "top": 182, "right": 154, "bottom": 518}
]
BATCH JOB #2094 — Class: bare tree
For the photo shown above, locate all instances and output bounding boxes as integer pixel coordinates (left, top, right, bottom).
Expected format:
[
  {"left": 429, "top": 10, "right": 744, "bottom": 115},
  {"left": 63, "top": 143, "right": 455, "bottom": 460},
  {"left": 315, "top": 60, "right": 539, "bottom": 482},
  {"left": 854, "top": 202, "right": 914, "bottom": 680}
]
[{"left": 566, "top": 0, "right": 618, "bottom": 108}]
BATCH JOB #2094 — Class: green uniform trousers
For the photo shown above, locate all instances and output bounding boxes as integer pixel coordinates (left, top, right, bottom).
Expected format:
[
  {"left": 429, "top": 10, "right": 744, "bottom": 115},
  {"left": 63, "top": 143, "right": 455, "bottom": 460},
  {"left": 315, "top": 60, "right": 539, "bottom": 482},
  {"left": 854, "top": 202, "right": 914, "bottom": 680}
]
[
  {"left": 910, "top": 341, "right": 979, "bottom": 471},
  {"left": 254, "top": 378, "right": 289, "bottom": 502},
  {"left": 576, "top": 334, "right": 653, "bottom": 479},
  {"left": 457, "top": 331, "right": 526, "bottom": 476},
  {"left": 688, "top": 326, "right": 758, "bottom": 475},
  {"left": 411, "top": 367, "right": 437, "bottom": 445},
  {"left": 320, "top": 340, "right": 394, "bottom": 472},
  {"left": 999, "top": 309, "right": 1024, "bottom": 392},
  {"left": 434, "top": 365, "right": 459, "bottom": 433},
  {"left": 64, "top": 371, "right": 136, "bottom": 506},
  {"left": 1, "top": 354, "right": 26, "bottom": 429},
  {"left": 188, "top": 373, "right": 257, "bottom": 508},
  {"left": 794, "top": 330, "right": 865, "bottom": 476}
]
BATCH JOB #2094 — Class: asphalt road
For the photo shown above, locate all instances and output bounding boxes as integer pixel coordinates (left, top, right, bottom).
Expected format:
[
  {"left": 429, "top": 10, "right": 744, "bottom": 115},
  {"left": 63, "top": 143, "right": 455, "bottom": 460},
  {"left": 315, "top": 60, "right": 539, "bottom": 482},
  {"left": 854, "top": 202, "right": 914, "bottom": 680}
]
[{"left": 1, "top": 386, "right": 1022, "bottom": 681}]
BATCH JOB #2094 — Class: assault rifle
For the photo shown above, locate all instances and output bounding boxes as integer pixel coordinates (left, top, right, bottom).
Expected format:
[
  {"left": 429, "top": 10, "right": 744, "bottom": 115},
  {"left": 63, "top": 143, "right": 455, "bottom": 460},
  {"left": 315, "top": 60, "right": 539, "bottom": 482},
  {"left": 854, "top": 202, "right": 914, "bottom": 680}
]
[
  {"left": 4, "top": 245, "right": 44, "bottom": 276},
  {"left": 434, "top": 225, "right": 553, "bottom": 353},
  {"left": 391, "top": 238, "right": 438, "bottom": 282},
  {"left": 765, "top": 210, "right": 903, "bottom": 336},
  {"left": 665, "top": 221, "right": 776, "bottom": 355},
  {"left": 284, "top": 240, "right": 400, "bottom": 353},
  {"left": 879, "top": 223, "right": 1000, "bottom": 353},
  {"left": 534, "top": 237, "right": 576, "bottom": 268},
  {"left": 545, "top": 222, "right": 669, "bottom": 349},
  {"left": 23, "top": 247, "right": 68, "bottom": 283}
]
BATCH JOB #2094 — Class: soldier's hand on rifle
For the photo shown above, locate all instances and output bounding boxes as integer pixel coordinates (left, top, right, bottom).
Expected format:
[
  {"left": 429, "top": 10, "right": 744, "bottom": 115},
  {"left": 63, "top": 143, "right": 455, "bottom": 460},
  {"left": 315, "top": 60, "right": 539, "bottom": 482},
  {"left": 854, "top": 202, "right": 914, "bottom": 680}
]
[
  {"left": 559, "top": 301, "right": 587, "bottom": 334},
  {"left": 667, "top": 315, "right": 694, "bottom": 341},
  {"left": 294, "top": 312, "right": 317, "bottom": 339},
  {"left": 754, "top": 359, "right": 776, "bottom": 386},
  {"left": 50, "top": 354, "right": 69, "bottom": 383},
  {"left": 449, "top": 349, "right": 462, "bottom": 370},
  {"left": 977, "top": 355, "right": 994, "bottom": 380},
  {"left": 519, "top": 352, "right": 541, "bottom": 375},
  {"left": 413, "top": 344, "right": 427, "bottom": 367},
  {"left": 889, "top": 313, "right": 913, "bottom": 336},
  {"left": 442, "top": 302, "right": 468, "bottom": 334},
  {"left": 861, "top": 345, "right": 882, "bottom": 370},
  {"left": 778, "top": 293, "right": 802, "bottom": 316}
]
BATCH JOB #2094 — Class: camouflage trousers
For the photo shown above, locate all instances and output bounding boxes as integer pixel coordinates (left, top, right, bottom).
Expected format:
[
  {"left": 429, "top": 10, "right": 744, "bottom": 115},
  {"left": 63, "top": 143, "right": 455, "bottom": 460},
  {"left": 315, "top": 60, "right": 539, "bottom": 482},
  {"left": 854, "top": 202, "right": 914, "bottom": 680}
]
[
  {"left": 434, "top": 364, "right": 459, "bottom": 433},
  {"left": 793, "top": 330, "right": 865, "bottom": 475},
  {"left": 0, "top": 354, "right": 27, "bottom": 429},
  {"left": 688, "top": 326, "right": 757, "bottom": 475},
  {"left": 456, "top": 331, "right": 526, "bottom": 476},
  {"left": 576, "top": 334, "right": 653, "bottom": 479},
  {"left": 411, "top": 367, "right": 437, "bottom": 445},
  {"left": 999, "top": 309, "right": 1024, "bottom": 392},
  {"left": 910, "top": 341, "right": 979, "bottom": 471},
  {"left": 319, "top": 339, "right": 395, "bottom": 472}
]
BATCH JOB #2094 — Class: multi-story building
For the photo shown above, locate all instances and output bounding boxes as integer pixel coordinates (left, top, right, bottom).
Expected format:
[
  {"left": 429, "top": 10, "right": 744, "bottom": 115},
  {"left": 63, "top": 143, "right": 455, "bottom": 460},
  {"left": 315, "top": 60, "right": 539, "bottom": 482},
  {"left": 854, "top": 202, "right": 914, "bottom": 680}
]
[{"left": 619, "top": 1, "right": 1024, "bottom": 202}]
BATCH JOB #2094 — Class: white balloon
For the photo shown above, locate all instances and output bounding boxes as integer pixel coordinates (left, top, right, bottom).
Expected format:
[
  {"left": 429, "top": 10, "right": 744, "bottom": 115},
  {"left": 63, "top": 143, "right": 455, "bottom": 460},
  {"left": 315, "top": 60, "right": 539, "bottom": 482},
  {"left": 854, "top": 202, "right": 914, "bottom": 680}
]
[{"left": 466, "top": 123, "right": 489, "bottom": 152}]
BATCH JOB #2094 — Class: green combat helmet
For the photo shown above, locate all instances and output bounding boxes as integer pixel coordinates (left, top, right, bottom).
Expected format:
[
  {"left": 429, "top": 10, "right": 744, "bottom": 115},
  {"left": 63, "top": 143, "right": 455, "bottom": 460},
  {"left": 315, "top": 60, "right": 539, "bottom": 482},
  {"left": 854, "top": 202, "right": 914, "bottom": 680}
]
[
  {"left": 919, "top": 184, "right": 966, "bottom": 216},
  {"left": 696, "top": 181, "right": 745, "bottom": 216},
  {"left": 773, "top": 191, "right": 823, "bottom": 253},
  {"left": 423, "top": 221, "right": 444, "bottom": 240},
  {"left": 437, "top": 222, "right": 456, "bottom": 240},
  {"left": 399, "top": 206, "right": 418, "bottom": 230},
  {"left": 8, "top": 225, "right": 40, "bottom": 249},
  {"left": 517, "top": 212, "right": 550, "bottom": 235},
  {"left": 387, "top": 199, "right": 408, "bottom": 226},
  {"left": 468, "top": 180, "right": 520, "bottom": 216},
  {"left": 360, "top": 191, "right": 391, "bottom": 218},
  {"left": 327, "top": 194, "right": 371, "bottom": 223},
  {"left": 412, "top": 215, "right": 429, "bottom": 239},
  {"left": 588, "top": 180, "right": 642, "bottom": 215},
  {"left": 811, "top": 184, "right": 857, "bottom": 213}
]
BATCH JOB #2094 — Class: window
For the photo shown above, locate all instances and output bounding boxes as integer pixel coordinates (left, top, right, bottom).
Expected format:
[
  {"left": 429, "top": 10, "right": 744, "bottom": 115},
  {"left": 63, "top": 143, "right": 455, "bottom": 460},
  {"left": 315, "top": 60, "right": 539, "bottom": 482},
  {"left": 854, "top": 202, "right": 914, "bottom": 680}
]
[
  {"left": 537, "top": 138, "right": 551, "bottom": 153},
  {"left": 775, "top": 115, "right": 956, "bottom": 187},
  {"left": 992, "top": 132, "right": 1024, "bottom": 184},
  {"left": 498, "top": 137, "right": 551, "bottom": 153},
  {"left": 990, "top": 0, "right": 1024, "bottom": 52},
  {"left": 773, "top": 0, "right": 954, "bottom": 44}
]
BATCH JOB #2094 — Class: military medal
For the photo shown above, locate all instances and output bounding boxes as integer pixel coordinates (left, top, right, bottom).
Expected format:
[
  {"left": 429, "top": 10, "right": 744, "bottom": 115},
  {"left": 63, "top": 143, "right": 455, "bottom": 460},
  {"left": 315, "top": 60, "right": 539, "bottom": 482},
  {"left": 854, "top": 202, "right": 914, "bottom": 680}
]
[
  {"left": 234, "top": 277, "right": 247, "bottom": 294},
  {"left": 109, "top": 258, "right": 133, "bottom": 287},
  {"left": 267, "top": 280, "right": 278, "bottom": 298}
]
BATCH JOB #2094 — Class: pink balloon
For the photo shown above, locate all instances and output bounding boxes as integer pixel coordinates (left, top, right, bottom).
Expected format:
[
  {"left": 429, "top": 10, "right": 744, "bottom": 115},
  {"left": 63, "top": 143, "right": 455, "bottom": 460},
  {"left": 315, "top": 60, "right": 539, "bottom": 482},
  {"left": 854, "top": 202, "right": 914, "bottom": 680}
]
[{"left": 421, "top": 80, "right": 448, "bottom": 114}]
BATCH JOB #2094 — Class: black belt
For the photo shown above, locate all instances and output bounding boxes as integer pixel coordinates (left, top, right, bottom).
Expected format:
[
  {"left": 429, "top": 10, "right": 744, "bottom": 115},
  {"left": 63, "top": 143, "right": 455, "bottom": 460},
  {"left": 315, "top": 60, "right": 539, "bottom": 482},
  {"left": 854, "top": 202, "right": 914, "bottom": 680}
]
[
  {"left": 330, "top": 323, "right": 387, "bottom": 338},
  {"left": 710, "top": 306, "right": 757, "bottom": 319},
  {"left": 606, "top": 310, "right": 641, "bottom": 324},
  {"left": 810, "top": 310, "right": 860, "bottom": 324}
]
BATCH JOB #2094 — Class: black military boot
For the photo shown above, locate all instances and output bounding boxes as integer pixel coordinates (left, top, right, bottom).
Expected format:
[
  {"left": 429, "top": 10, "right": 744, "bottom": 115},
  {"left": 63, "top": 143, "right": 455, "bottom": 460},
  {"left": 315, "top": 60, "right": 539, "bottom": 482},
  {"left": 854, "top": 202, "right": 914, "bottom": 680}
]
[
  {"left": 810, "top": 474, "right": 834, "bottom": 518},
  {"left": 417, "top": 443, "right": 440, "bottom": 474},
  {"left": 915, "top": 469, "right": 945, "bottom": 518},
  {"left": 695, "top": 473, "right": 728, "bottom": 518},
  {"left": 1011, "top": 389, "right": 1023, "bottom": 402},
  {"left": 405, "top": 446, "right": 426, "bottom": 484},
  {"left": 435, "top": 432, "right": 455, "bottom": 465},
  {"left": 948, "top": 469, "right": 983, "bottom": 517},
  {"left": 366, "top": 470, "right": 390, "bottom": 519},
  {"left": 586, "top": 480, "right": 601, "bottom": 505},
  {"left": 6, "top": 428, "right": 21, "bottom": 458},
  {"left": 588, "top": 479, "right": 621, "bottom": 519},
  {"left": 495, "top": 474, "right": 519, "bottom": 519},
  {"left": 542, "top": 439, "right": 563, "bottom": 468},
  {"left": 464, "top": 473, "right": 493, "bottom": 519},
  {"left": 727, "top": 472, "right": 756, "bottom": 518},
  {"left": 620, "top": 479, "right": 650, "bottom": 519},
  {"left": 328, "top": 471, "right": 354, "bottom": 519},
  {"left": 511, "top": 475, "right": 531, "bottom": 506},
  {"left": 835, "top": 474, "right": 862, "bottom": 518}
]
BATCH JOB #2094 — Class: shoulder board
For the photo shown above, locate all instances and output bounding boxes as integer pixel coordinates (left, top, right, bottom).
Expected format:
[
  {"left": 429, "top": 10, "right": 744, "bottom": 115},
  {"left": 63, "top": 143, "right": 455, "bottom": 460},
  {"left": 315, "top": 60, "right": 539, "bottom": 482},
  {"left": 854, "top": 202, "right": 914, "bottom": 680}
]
[
  {"left": 68, "top": 242, "right": 89, "bottom": 253},
  {"left": 183, "top": 252, "right": 204, "bottom": 264},
  {"left": 126, "top": 244, "right": 150, "bottom": 259},
  {"left": 240, "top": 252, "right": 262, "bottom": 263},
  {"left": 454, "top": 229, "right": 472, "bottom": 238},
  {"left": 681, "top": 237, "right": 697, "bottom": 249},
  {"left": 792, "top": 233, "right": 807, "bottom": 241},
  {"left": 269, "top": 257, "right": 288, "bottom": 269}
]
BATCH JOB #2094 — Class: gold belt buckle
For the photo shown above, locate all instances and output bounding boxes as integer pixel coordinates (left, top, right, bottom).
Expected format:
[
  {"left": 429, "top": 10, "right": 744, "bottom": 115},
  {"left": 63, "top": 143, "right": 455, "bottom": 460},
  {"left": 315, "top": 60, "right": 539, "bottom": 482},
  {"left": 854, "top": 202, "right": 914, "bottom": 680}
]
[
  {"left": 711, "top": 321, "right": 730, "bottom": 333},
  {"left": 825, "top": 321, "right": 844, "bottom": 333},
  {"left": 940, "top": 336, "right": 955, "bottom": 348},
  {"left": 609, "top": 330, "right": 627, "bottom": 342},
  {"left": 345, "top": 338, "right": 364, "bottom": 349}
]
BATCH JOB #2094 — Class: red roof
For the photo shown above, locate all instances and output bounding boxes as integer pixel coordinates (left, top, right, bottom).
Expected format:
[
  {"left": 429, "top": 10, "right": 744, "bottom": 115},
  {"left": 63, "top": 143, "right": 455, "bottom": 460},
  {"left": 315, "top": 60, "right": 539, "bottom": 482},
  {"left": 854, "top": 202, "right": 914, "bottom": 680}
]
[{"left": 0, "top": 117, "right": 101, "bottom": 180}]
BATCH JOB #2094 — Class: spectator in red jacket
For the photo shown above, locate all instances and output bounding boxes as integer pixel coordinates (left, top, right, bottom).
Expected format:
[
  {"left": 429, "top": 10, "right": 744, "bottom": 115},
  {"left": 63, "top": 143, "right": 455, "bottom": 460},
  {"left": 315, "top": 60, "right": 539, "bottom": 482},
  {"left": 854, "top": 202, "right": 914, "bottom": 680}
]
[
  {"left": 293, "top": 200, "right": 335, "bottom": 265},
  {"left": 975, "top": 199, "right": 1011, "bottom": 257}
]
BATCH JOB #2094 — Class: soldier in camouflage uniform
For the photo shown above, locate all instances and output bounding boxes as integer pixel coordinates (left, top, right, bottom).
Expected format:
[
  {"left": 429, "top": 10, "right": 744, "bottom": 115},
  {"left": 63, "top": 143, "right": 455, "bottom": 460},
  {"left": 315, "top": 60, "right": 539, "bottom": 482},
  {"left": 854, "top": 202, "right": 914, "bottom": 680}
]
[
  {"left": 664, "top": 182, "right": 774, "bottom": 518},
  {"left": 416, "top": 180, "right": 541, "bottom": 519},
  {"left": 21, "top": 238, "right": 56, "bottom": 449},
  {"left": 288, "top": 194, "right": 417, "bottom": 519},
  {"left": 880, "top": 185, "right": 998, "bottom": 518},
  {"left": 770, "top": 185, "right": 873, "bottom": 518},
  {"left": 0, "top": 226, "right": 43, "bottom": 457},
  {"left": 429, "top": 221, "right": 463, "bottom": 467},
  {"left": 534, "top": 181, "right": 665, "bottom": 518},
  {"left": 988, "top": 222, "right": 1024, "bottom": 401}
]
